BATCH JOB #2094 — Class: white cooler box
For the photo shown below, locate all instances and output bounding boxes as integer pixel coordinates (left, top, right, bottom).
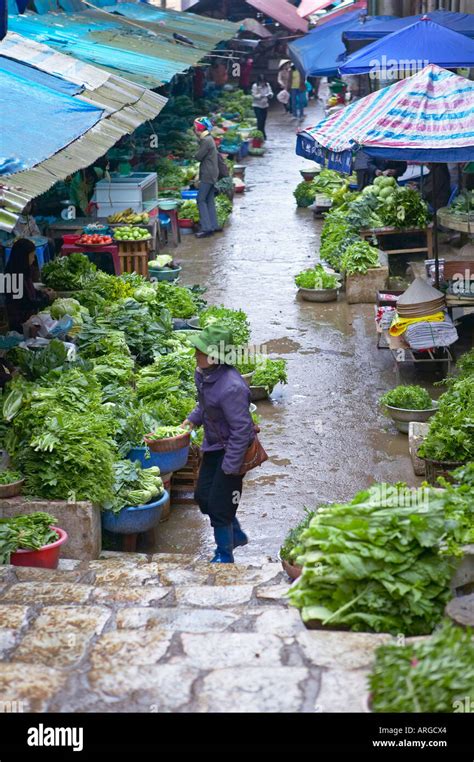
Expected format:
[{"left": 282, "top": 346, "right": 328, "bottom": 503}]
[{"left": 92, "top": 172, "right": 158, "bottom": 217}]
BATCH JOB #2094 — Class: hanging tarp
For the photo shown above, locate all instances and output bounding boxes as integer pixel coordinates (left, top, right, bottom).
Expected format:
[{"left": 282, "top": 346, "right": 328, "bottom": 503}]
[
  {"left": 0, "top": 57, "right": 103, "bottom": 175},
  {"left": 344, "top": 10, "right": 474, "bottom": 41},
  {"left": 340, "top": 18, "right": 474, "bottom": 75},
  {"left": 0, "top": 32, "right": 166, "bottom": 229},
  {"left": 245, "top": 0, "right": 308, "bottom": 34},
  {"left": 289, "top": 9, "right": 364, "bottom": 77},
  {"left": 296, "top": 65, "right": 474, "bottom": 169}
]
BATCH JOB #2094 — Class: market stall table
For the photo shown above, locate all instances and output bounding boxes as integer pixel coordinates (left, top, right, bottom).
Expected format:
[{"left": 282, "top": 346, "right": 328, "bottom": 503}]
[
  {"left": 48, "top": 217, "right": 158, "bottom": 252},
  {"left": 383, "top": 330, "right": 454, "bottom": 382},
  {"left": 60, "top": 243, "right": 121, "bottom": 276},
  {"left": 360, "top": 224, "right": 434, "bottom": 265}
]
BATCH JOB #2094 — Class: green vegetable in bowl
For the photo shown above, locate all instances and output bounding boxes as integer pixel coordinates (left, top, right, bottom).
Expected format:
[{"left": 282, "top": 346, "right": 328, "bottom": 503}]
[
  {"left": 145, "top": 426, "right": 187, "bottom": 441},
  {"left": 252, "top": 358, "right": 288, "bottom": 392},
  {"left": 369, "top": 620, "right": 474, "bottom": 713},
  {"left": 0, "top": 469, "right": 22, "bottom": 485},
  {"left": 380, "top": 385, "right": 433, "bottom": 411},
  {"left": 104, "top": 461, "right": 164, "bottom": 514},
  {"left": 295, "top": 264, "right": 339, "bottom": 290},
  {"left": 0, "top": 512, "right": 58, "bottom": 565}
]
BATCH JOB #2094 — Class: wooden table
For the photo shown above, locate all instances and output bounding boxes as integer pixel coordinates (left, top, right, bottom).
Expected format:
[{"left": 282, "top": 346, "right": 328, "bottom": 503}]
[{"left": 360, "top": 224, "right": 434, "bottom": 261}]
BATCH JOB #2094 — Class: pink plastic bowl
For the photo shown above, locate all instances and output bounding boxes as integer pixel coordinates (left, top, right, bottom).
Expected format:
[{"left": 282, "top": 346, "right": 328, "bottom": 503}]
[{"left": 10, "top": 526, "right": 68, "bottom": 569}]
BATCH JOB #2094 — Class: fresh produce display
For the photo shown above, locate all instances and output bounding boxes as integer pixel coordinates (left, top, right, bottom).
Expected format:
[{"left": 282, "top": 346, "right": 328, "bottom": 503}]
[
  {"left": 380, "top": 385, "right": 433, "bottom": 411},
  {"left": 236, "top": 356, "right": 288, "bottom": 393},
  {"left": 295, "top": 264, "right": 339, "bottom": 290},
  {"left": 154, "top": 282, "right": 199, "bottom": 320},
  {"left": 369, "top": 620, "right": 474, "bottom": 713},
  {"left": 450, "top": 190, "right": 474, "bottom": 215},
  {"left": 216, "top": 196, "right": 233, "bottom": 227},
  {"left": 340, "top": 240, "right": 380, "bottom": 275},
  {"left": 104, "top": 460, "right": 164, "bottom": 514},
  {"left": 199, "top": 306, "right": 250, "bottom": 348},
  {"left": 288, "top": 483, "right": 456, "bottom": 635},
  {"left": 0, "top": 512, "right": 59, "bottom": 565},
  {"left": 113, "top": 227, "right": 150, "bottom": 242},
  {"left": 347, "top": 179, "right": 429, "bottom": 230},
  {"left": 41, "top": 253, "right": 96, "bottom": 291},
  {"left": 107, "top": 209, "right": 150, "bottom": 225},
  {"left": 319, "top": 210, "right": 359, "bottom": 271},
  {"left": 294, "top": 170, "right": 348, "bottom": 208},
  {"left": 0, "top": 469, "right": 22, "bottom": 485},
  {"left": 293, "top": 181, "right": 318, "bottom": 208},
  {"left": 78, "top": 234, "right": 113, "bottom": 246},
  {"left": 280, "top": 509, "right": 316, "bottom": 564}
]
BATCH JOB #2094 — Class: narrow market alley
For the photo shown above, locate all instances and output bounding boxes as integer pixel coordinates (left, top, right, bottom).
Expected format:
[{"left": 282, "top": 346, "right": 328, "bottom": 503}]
[{"left": 157, "top": 99, "right": 422, "bottom": 560}]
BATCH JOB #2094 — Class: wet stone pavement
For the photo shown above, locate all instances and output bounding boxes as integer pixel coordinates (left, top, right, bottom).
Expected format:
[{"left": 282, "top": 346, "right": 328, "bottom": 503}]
[{"left": 157, "top": 100, "right": 422, "bottom": 560}]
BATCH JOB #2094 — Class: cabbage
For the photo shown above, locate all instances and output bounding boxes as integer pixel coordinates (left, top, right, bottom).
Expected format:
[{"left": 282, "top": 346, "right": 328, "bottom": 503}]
[
  {"left": 133, "top": 287, "right": 156, "bottom": 303},
  {"left": 50, "top": 298, "right": 82, "bottom": 320}
]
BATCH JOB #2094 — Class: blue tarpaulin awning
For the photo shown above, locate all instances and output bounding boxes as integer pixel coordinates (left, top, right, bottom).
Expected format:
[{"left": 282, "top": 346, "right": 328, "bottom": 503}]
[
  {"left": 340, "top": 18, "right": 474, "bottom": 75},
  {"left": 0, "top": 56, "right": 102, "bottom": 175},
  {"left": 289, "top": 8, "right": 364, "bottom": 77},
  {"left": 343, "top": 10, "right": 474, "bottom": 41}
]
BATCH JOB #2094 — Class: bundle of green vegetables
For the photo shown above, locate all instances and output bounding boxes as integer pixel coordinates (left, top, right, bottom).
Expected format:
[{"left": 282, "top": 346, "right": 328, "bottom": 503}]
[
  {"left": 145, "top": 425, "right": 186, "bottom": 441},
  {"left": 216, "top": 196, "right": 233, "bottom": 227},
  {"left": 280, "top": 509, "right": 316, "bottom": 565},
  {"left": 153, "top": 283, "right": 199, "bottom": 320},
  {"left": 199, "top": 306, "right": 250, "bottom": 347},
  {"left": 340, "top": 240, "right": 380, "bottom": 275},
  {"left": 347, "top": 178, "right": 428, "bottom": 230},
  {"left": 236, "top": 356, "right": 288, "bottom": 393},
  {"left": 0, "top": 469, "right": 22, "bottom": 485},
  {"left": 319, "top": 210, "right": 359, "bottom": 271},
  {"left": 41, "top": 253, "right": 96, "bottom": 291},
  {"left": 380, "top": 385, "right": 433, "bottom": 411},
  {"left": 295, "top": 264, "right": 339, "bottom": 290},
  {"left": 288, "top": 483, "right": 457, "bottom": 635},
  {"left": 418, "top": 375, "right": 474, "bottom": 463},
  {"left": 0, "top": 512, "right": 58, "bottom": 565},
  {"left": 178, "top": 201, "right": 200, "bottom": 222},
  {"left": 293, "top": 181, "right": 318, "bottom": 208},
  {"left": 104, "top": 460, "right": 164, "bottom": 514},
  {"left": 136, "top": 349, "right": 196, "bottom": 404},
  {"left": 369, "top": 620, "right": 474, "bottom": 713}
]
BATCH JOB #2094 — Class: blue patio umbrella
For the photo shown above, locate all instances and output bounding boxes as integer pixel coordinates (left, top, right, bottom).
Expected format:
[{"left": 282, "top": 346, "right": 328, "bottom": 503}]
[
  {"left": 343, "top": 10, "right": 474, "bottom": 41},
  {"left": 289, "top": 8, "right": 365, "bottom": 77},
  {"left": 340, "top": 17, "right": 474, "bottom": 75}
]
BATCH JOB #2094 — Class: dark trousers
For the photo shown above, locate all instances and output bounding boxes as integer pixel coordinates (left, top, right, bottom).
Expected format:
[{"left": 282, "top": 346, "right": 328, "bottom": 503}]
[
  {"left": 253, "top": 107, "right": 268, "bottom": 140},
  {"left": 197, "top": 182, "right": 218, "bottom": 233},
  {"left": 195, "top": 450, "right": 244, "bottom": 528}
]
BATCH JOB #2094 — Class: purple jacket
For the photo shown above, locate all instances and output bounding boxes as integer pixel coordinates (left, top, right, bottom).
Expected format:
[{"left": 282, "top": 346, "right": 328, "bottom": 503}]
[{"left": 188, "top": 364, "right": 254, "bottom": 475}]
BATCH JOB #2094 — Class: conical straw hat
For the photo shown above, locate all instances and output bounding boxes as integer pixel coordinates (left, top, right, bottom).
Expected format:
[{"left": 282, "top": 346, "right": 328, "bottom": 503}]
[{"left": 397, "top": 278, "right": 445, "bottom": 307}]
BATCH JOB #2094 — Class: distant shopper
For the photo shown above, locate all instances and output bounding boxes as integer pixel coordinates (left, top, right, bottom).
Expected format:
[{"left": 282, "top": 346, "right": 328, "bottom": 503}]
[
  {"left": 278, "top": 60, "right": 291, "bottom": 112},
  {"left": 289, "top": 64, "right": 306, "bottom": 121},
  {"left": 239, "top": 57, "right": 254, "bottom": 94},
  {"left": 4, "top": 238, "right": 55, "bottom": 332},
  {"left": 193, "top": 117, "right": 221, "bottom": 239},
  {"left": 182, "top": 324, "right": 254, "bottom": 564},
  {"left": 251, "top": 74, "right": 273, "bottom": 140}
]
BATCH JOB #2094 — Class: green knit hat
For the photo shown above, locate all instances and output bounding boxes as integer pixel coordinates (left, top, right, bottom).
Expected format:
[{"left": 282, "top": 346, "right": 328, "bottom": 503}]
[{"left": 187, "top": 323, "right": 235, "bottom": 364}]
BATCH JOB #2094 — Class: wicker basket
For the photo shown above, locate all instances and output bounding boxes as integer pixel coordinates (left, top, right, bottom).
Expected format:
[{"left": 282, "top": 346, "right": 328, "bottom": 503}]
[
  {"left": 0, "top": 478, "right": 25, "bottom": 499},
  {"left": 423, "top": 456, "right": 464, "bottom": 486},
  {"left": 144, "top": 430, "right": 191, "bottom": 453}
]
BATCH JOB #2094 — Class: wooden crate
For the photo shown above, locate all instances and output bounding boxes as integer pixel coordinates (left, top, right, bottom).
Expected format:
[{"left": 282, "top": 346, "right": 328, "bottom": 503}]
[
  {"left": 118, "top": 240, "right": 150, "bottom": 277},
  {"left": 171, "top": 446, "right": 202, "bottom": 505}
]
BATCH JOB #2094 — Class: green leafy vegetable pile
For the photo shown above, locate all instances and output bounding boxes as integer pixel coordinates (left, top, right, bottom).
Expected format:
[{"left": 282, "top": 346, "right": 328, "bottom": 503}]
[
  {"left": 380, "top": 385, "right": 433, "bottom": 411},
  {"left": 199, "top": 306, "right": 250, "bottom": 348},
  {"left": 178, "top": 201, "right": 200, "bottom": 222},
  {"left": 41, "top": 253, "right": 96, "bottom": 291},
  {"left": 104, "top": 460, "right": 164, "bottom": 514},
  {"left": 0, "top": 512, "right": 59, "bottom": 564},
  {"left": 145, "top": 426, "right": 186, "bottom": 441},
  {"left": 369, "top": 620, "right": 474, "bottom": 712},
  {"left": 295, "top": 264, "right": 339, "bottom": 290},
  {"left": 288, "top": 483, "right": 456, "bottom": 635},
  {"left": 418, "top": 376, "right": 474, "bottom": 463},
  {"left": 0, "top": 469, "right": 22, "bottom": 485},
  {"left": 341, "top": 240, "right": 380, "bottom": 275},
  {"left": 280, "top": 509, "right": 316, "bottom": 564}
]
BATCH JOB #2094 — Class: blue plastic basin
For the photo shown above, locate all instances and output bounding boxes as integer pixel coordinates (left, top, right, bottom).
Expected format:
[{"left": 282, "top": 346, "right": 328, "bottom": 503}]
[
  {"left": 102, "top": 490, "right": 169, "bottom": 535},
  {"left": 127, "top": 446, "right": 190, "bottom": 474},
  {"left": 181, "top": 190, "right": 198, "bottom": 200}
]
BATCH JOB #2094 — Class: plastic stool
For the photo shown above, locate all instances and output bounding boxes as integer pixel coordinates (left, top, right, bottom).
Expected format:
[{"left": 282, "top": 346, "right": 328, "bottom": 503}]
[
  {"left": 159, "top": 213, "right": 171, "bottom": 247},
  {"left": 60, "top": 244, "right": 121, "bottom": 275},
  {"left": 159, "top": 207, "right": 180, "bottom": 247}
]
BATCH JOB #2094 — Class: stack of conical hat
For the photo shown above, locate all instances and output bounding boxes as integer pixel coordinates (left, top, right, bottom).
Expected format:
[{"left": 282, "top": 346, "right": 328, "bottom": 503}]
[{"left": 396, "top": 278, "right": 446, "bottom": 318}]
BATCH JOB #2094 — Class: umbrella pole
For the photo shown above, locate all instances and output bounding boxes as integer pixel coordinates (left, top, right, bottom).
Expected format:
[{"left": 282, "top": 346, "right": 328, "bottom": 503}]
[{"left": 432, "top": 166, "right": 440, "bottom": 289}]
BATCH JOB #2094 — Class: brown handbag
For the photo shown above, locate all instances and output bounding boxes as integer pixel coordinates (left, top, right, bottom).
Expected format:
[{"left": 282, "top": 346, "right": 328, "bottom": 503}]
[{"left": 238, "top": 426, "right": 268, "bottom": 476}]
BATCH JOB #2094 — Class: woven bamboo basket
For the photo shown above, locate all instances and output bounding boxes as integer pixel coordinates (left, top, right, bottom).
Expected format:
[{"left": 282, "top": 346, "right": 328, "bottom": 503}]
[{"left": 144, "top": 430, "right": 191, "bottom": 453}]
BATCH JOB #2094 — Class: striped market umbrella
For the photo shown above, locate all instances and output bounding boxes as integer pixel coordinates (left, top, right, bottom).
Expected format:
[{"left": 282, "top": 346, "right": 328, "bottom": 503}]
[{"left": 296, "top": 65, "right": 474, "bottom": 284}]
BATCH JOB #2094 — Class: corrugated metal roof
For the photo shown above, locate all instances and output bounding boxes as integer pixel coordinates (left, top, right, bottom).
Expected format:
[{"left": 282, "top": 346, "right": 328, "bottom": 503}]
[
  {"left": 7, "top": 9, "right": 225, "bottom": 87},
  {"left": 95, "top": 2, "right": 240, "bottom": 50},
  {"left": 0, "top": 32, "right": 167, "bottom": 230}
]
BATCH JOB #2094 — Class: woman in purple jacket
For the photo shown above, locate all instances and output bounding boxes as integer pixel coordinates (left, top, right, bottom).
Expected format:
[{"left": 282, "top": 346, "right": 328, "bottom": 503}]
[{"left": 183, "top": 324, "right": 255, "bottom": 563}]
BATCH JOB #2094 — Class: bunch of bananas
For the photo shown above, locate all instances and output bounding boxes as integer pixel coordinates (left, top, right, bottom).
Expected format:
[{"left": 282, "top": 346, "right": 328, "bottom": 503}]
[{"left": 107, "top": 209, "right": 150, "bottom": 224}]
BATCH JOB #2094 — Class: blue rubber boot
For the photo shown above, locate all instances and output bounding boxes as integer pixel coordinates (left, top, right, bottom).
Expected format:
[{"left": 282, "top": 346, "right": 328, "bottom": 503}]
[
  {"left": 211, "top": 525, "right": 234, "bottom": 563},
  {"left": 232, "top": 517, "right": 249, "bottom": 549}
]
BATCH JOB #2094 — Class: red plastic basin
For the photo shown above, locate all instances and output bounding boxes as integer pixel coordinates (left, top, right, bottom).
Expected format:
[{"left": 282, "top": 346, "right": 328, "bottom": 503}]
[
  {"left": 62, "top": 234, "right": 81, "bottom": 244},
  {"left": 10, "top": 527, "right": 68, "bottom": 569},
  {"left": 178, "top": 219, "right": 195, "bottom": 228}
]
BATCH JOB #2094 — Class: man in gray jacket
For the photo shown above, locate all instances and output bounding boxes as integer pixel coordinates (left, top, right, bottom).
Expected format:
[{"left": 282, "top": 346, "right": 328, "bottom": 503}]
[{"left": 194, "top": 117, "right": 221, "bottom": 239}]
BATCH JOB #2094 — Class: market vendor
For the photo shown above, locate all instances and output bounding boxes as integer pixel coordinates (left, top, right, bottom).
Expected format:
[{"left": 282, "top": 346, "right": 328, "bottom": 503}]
[
  {"left": 374, "top": 159, "right": 407, "bottom": 179},
  {"left": 422, "top": 163, "right": 452, "bottom": 211},
  {"left": 182, "top": 324, "right": 254, "bottom": 564},
  {"left": 193, "top": 117, "right": 221, "bottom": 239},
  {"left": 4, "top": 239, "right": 55, "bottom": 333}
]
